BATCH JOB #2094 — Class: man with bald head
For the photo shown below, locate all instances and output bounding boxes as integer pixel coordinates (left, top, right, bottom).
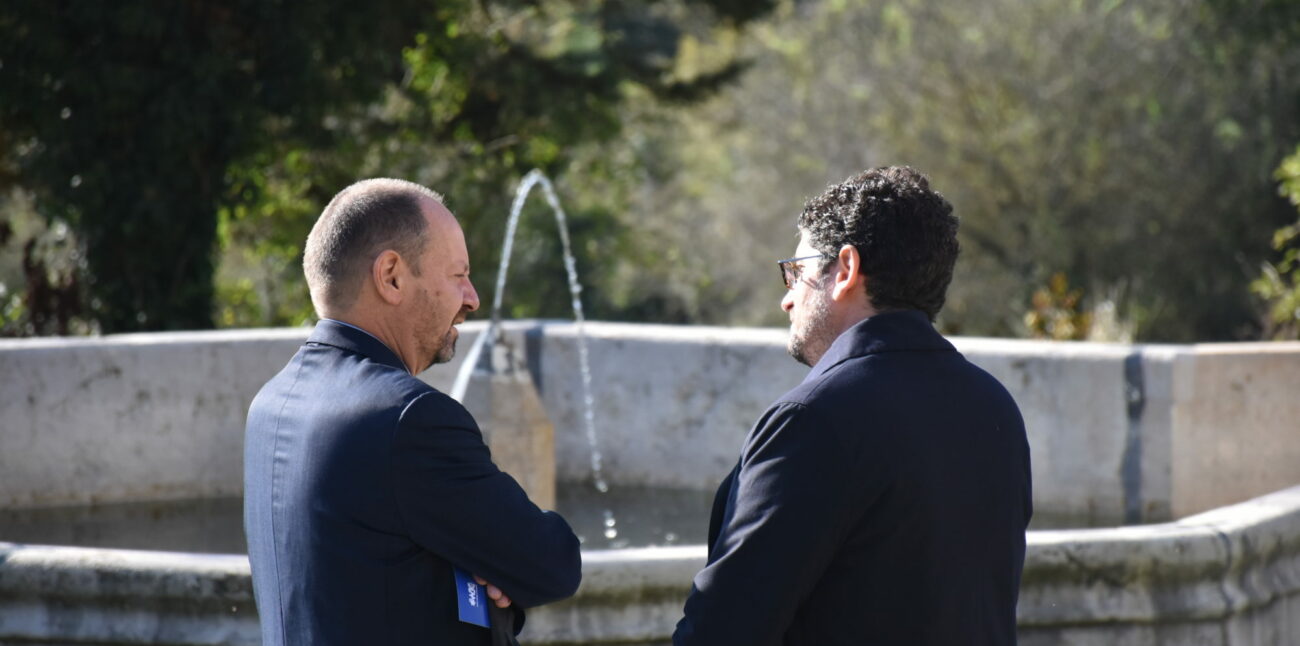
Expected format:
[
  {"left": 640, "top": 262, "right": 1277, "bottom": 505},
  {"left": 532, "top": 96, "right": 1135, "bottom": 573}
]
[{"left": 244, "top": 179, "right": 581, "bottom": 645}]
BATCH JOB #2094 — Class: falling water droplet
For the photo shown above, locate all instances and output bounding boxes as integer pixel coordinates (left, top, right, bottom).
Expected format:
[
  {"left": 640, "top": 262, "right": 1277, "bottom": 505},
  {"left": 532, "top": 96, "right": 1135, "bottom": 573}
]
[
  {"left": 69, "top": 175, "right": 82, "bottom": 188},
  {"left": 60, "top": 107, "right": 71, "bottom": 120},
  {"left": 602, "top": 508, "right": 618, "bottom": 539},
  {"left": 665, "top": 532, "right": 678, "bottom": 543}
]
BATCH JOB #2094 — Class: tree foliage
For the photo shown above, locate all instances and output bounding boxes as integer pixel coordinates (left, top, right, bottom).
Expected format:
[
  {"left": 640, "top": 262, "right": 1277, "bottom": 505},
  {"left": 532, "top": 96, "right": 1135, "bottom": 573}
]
[
  {"left": 0, "top": 0, "right": 434, "bottom": 331},
  {"left": 218, "top": 0, "right": 775, "bottom": 328},
  {"left": 1253, "top": 147, "right": 1300, "bottom": 339},
  {"left": 628, "top": 0, "right": 1300, "bottom": 340},
  {"left": 1, "top": 0, "right": 773, "bottom": 333},
  {"left": 4, "top": 0, "right": 1296, "bottom": 341}
]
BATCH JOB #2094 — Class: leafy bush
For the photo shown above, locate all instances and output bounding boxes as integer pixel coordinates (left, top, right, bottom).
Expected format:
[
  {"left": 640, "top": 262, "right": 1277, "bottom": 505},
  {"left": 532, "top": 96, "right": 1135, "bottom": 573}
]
[{"left": 1252, "top": 148, "right": 1300, "bottom": 339}]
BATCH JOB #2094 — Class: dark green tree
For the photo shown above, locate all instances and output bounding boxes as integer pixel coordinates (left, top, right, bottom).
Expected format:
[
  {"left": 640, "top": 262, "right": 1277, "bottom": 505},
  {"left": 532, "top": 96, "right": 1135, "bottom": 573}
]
[
  {"left": 0, "top": 1, "right": 431, "bottom": 331},
  {"left": 1, "top": 0, "right": 775, "bottom": 333}
]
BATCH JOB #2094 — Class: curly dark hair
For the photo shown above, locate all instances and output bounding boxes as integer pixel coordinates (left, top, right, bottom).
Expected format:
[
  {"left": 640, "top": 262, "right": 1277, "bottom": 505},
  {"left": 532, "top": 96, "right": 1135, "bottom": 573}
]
[{"left": 797, "top": 166, "right": 959, "bottom": 321}]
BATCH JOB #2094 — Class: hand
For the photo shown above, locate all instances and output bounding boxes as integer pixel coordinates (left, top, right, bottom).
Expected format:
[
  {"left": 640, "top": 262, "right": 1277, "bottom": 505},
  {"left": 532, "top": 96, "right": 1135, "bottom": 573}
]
[{"left": 473, "top": 575, "right": 512, "bottom": 608}]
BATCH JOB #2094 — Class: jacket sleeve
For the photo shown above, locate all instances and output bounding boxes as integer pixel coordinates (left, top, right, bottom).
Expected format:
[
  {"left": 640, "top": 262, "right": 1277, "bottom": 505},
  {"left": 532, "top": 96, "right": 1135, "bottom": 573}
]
[
  {"left": 674, "top": 402, "right": 863, "bottom": 646},
  {"left": 390, "top": 390, "right": 582, "bottom": 609}
]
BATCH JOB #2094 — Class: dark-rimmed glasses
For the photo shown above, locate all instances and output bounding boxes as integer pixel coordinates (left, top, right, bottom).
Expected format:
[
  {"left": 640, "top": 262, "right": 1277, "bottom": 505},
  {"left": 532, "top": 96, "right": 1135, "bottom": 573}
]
[{"left": 777, "top": 254, "right": 832, "bottom": 289}]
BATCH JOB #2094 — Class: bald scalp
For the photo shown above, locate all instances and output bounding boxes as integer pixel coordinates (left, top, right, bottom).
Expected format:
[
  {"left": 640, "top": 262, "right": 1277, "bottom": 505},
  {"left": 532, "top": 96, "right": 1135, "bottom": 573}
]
[{"left": 304, "top": 178, "right": 444, "bottom": 316}]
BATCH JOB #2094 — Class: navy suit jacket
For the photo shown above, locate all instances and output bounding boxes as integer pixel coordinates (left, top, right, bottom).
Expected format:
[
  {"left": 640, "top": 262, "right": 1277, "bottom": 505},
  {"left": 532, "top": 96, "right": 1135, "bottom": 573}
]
[
  {"left": 244, "top": 320, "right": 581, "bottom": 645},
  {"left": 674, "top": 310, "right": 1032, "bottom": 646}
]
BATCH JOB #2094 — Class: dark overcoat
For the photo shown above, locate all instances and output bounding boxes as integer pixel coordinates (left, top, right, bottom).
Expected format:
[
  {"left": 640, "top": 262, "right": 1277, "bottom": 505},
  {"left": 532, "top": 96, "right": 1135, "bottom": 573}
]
[
  {"left": 244, "top": 320, "right": 580, "bottom": 646},
  {"left": 674, "top": 310, "right": 1033, "bottom": 646}
]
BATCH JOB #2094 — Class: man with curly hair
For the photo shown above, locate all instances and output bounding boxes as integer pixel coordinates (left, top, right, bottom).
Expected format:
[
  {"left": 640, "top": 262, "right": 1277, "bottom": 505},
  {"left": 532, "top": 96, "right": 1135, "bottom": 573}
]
[{"left": 674, "top": 167, "right": 1033, "bottom": 645}]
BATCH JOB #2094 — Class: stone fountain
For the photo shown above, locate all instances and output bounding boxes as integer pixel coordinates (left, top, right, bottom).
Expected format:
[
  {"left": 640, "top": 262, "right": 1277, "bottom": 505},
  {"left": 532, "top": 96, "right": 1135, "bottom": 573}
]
[{"left": 1, "top": 172, "right": 1299, "bottom": 645}]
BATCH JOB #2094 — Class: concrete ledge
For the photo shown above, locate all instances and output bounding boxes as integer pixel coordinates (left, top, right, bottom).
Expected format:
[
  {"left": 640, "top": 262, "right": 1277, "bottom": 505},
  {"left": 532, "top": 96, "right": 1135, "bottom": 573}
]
[
  {"left": 3, "top": 486, "right": 1298, "bottom": 645},
  {"left": 1, "top": 322, "right": 1297, "bottom": 522},
  {"left": 522, "top": 547, "right": 706, "bottom": 645},
  {"left": 0, "top": 328, "right": 310, "bottom": 509},
  {"left": 1169, "top": 345, "right": 1300, "bottom": 518},
  {"left": 0, "top": 544, "right": 257, "bottom": 645},
  {"left": 519, "top": 323, "right": 801, "bottom": 492},
  {"left": 1018, "top": 485, "right": 1300, "bottom": 644},
  {"left": 1020, "top": 485, "right": 1300, "bottom": 625}
]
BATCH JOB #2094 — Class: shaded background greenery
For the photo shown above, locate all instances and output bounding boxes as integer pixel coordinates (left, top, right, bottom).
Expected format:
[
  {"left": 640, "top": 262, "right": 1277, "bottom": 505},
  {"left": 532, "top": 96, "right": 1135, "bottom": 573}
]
[{"left": 1, "top": 0, "right": 1298, "bottom": 341}]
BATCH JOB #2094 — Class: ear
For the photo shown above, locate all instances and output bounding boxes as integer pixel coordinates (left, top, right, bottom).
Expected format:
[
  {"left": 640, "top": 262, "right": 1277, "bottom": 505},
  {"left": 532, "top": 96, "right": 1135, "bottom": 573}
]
[
  {"left": 830, "top": 244, "right": 865, "bottom": 302},
  {"left": 372, "top": 249, "right": 406, "bottom": 306}
]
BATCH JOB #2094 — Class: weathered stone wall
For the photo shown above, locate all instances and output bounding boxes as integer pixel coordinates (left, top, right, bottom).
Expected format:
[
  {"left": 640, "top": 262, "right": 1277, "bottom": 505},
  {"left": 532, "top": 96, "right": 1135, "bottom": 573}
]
[
  {"left": 509, "top": 325, "right": 1299, "bottom": 525},
  {"left": 0, "top": 330, "right": 306, "bottom": 508},
  {"left": 0, "top": 544, "right": 258, "bottom": 645},
  {"left": 1016, "top": 485, "right": 1300, "bottom": 645},
  {"left": 509, "top": 323, "right": 801, "bottom": 493},
  {"left": 1, "top": 322, "right": 1297, "bottom": 524},
  {"left": 1168, "top": 343, "right": 1300, "bottom": 519},
  {"left": 4, "top": 484, "right": 1297, "bottom": 645},
  {"left": 1, "top": 324, "right": 1297, "bottom": 645}
]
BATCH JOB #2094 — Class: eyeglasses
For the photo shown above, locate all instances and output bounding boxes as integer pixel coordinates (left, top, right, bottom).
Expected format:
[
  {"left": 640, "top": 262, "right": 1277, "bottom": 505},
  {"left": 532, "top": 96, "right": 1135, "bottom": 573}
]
[{"left": 777, "top": 254, "right": 832, "bottom": 289}]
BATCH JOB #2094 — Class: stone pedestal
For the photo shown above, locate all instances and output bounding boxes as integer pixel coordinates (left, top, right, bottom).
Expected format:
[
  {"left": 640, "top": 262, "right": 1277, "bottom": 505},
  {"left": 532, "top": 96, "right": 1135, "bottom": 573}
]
[{"left": 457, "top": 332, "right": 557, "bottom": 510}]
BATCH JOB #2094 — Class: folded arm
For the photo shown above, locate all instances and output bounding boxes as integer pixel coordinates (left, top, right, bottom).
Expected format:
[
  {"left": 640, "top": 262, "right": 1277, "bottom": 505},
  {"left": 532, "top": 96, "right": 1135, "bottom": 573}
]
[{"left": 392, "top": 391, "right": 582, "bottom": 609}]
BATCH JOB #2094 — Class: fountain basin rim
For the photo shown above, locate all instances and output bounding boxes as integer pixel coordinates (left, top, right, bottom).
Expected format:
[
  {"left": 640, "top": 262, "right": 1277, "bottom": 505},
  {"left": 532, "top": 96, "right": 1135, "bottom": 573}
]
[{"left": 3, "top": 484, "right": 1297, "bottom": 605}]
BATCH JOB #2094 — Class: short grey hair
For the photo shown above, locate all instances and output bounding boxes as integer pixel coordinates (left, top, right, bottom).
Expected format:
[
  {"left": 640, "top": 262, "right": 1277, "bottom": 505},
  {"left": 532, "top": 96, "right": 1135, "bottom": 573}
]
[{"left": 303, "top": 178, "right": 443, "bottom": 315}]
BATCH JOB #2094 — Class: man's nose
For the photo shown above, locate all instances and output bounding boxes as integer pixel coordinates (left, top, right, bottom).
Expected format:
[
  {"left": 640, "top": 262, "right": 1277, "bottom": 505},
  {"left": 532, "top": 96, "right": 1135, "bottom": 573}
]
[
  {"left": 780, "top": 289, "right": 795, "bottom": 313},
  {"left": 464, "top": 281, "right": 481, "bottom": 312}
]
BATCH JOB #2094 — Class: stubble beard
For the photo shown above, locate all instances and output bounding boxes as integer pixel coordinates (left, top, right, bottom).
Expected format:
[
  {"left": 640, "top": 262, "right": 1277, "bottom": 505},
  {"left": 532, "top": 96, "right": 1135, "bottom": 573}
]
[
  {"left": 431, "top": 327, "right": 458, "bottom": 366},
  {"left": 414, "top": 287, "right": 461, "bottom": 372},
  {"left": 786, "top": 283, "right": 835, "bottom": 367},
  {"left": 415, "top": 326, "right": 457, "bottom": 374}
]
